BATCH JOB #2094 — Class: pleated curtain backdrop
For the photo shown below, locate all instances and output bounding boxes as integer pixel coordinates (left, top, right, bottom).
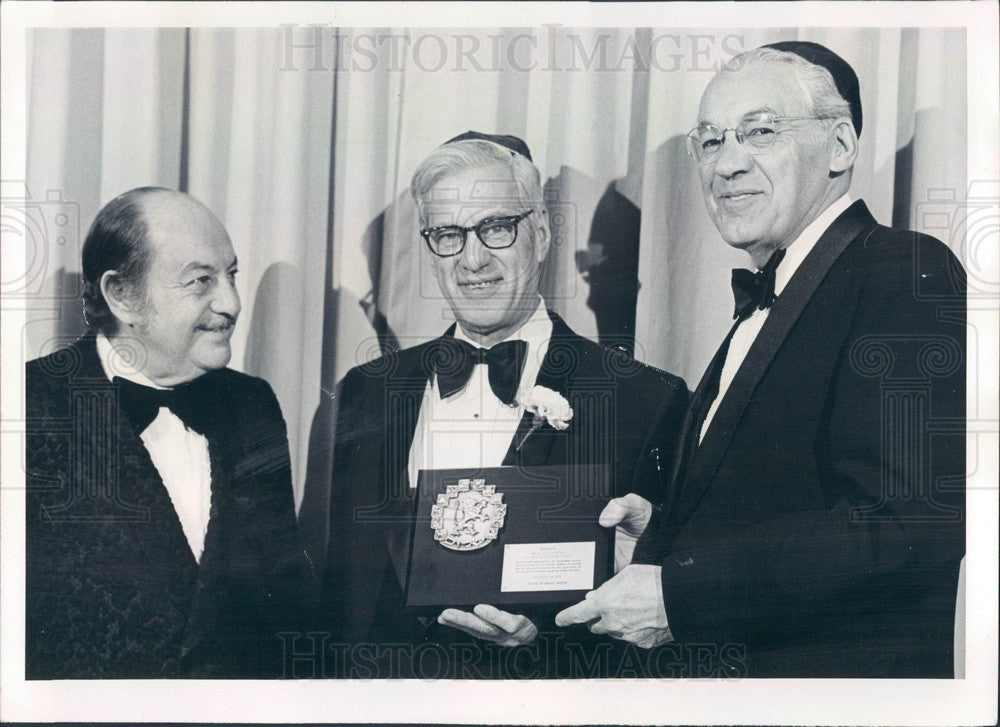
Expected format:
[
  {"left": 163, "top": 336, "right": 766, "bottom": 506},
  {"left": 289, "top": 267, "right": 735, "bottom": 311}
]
[{"left": 25, "top": 24, "right": 967, "bottom": 507}]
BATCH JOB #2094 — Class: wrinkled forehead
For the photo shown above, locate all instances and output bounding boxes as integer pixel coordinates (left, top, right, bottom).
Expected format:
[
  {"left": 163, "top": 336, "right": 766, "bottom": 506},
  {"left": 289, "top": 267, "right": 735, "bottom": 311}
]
[
  {"left": 143, "top": 195, "right": 235, "bottom": 270},
  {"left": 420, "top": 163, "right": 532, "bottom": 224},
  {"left": 698, "top": 61, "right": 814, "bottom": 126}
]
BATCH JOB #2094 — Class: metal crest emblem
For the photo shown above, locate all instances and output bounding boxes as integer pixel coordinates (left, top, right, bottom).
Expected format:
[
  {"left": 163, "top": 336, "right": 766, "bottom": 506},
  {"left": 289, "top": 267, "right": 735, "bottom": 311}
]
[{"left": 430, "top": 478, "right": 507, "bottom": 551}]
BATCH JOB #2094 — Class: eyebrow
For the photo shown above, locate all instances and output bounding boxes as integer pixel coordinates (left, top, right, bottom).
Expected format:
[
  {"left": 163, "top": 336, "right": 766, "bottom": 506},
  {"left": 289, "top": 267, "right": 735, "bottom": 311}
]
[
  {"left": 425, "top": 209, "right": 519, "bottom": 228},
  {"left": 741, "top": 107, "right": 779, "bottom": 118},
  {"left": 698, "top": 107, "right": 780, "bottom": 125},
  {"left": 180, "top": 262, "right": 215, "bottom": 276},
  {"left": 180, "top": 257, "right": 238, "bottom": 277}
]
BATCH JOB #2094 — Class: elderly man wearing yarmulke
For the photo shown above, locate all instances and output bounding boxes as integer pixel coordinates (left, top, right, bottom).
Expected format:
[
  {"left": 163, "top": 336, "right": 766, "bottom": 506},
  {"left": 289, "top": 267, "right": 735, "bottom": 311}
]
[
  {"left": 557, "top": 41, "right": 967, "bottom": 678},
  {"left": 320, "top": 131, "right": 689, "bottom": 678}
]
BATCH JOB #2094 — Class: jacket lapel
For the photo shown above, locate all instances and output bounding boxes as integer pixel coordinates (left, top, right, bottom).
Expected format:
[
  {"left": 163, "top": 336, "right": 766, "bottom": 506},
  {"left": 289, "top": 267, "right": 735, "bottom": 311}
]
[
  {"left": 67, "top": 336, "right": 199, "bottom": 543},
  {"left": 178, "top": 431, "right": 229, "bottom": 662},
  {"left": 501, "top": 311, "right": 579, "bottom": 467},
  {"left": 662, "top": 321, "right": 741, "bottom": 524},
  {"left": 176, "top": 377, "right": 239, "bottom": 663},
  {"left": 677, "top": 201, "right": 878, "bottom": 522}
]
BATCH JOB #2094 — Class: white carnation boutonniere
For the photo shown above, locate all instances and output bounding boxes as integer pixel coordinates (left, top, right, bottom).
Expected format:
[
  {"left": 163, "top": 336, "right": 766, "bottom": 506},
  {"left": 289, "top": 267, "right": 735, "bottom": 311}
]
[{"left": 515, "top": 385, "right": 573, "bottom": 451}]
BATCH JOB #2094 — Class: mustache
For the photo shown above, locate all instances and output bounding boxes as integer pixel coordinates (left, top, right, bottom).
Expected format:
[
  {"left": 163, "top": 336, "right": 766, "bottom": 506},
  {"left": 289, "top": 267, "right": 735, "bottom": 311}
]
[{"left": 197, "top": 314, "right": 237, "bottom": 332}]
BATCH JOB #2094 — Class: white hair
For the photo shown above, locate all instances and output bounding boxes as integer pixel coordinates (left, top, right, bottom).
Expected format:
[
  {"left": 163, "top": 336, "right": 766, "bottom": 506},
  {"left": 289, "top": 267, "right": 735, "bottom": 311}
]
[
  {"left": 410, "top": 139, "right": 544, "bottom": 222},
  {"left": 724, "top": 46, "right": 853, "bottom": 128}
]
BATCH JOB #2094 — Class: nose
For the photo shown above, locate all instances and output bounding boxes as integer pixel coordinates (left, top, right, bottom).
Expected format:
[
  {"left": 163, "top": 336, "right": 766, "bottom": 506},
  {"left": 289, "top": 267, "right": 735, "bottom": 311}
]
[
  {"left": 712, "top": 129, "right": 754, "bottom": 179},
  {"left": 458, "top": 231, "right": 491, "bottom": 272},
  {"left": 211, "top": 274, "right": 241, "bottom": 320}
]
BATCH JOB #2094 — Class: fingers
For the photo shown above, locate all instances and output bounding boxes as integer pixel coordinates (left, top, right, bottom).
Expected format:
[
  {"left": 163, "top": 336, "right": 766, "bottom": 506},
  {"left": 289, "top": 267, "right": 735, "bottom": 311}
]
[
  {"left": 438, "top": 609, "right": 501, "bottom": 640},
  {"left": 473, "top": 605, "right": 538, "bottom": 644},
  {"left": 585, "top": 618, "right": 617, "bottom": 636},
  {"left": 439, "top": 607, "right": 538, "bottom": 646},
  {"left": 554, "top": 597, "right": 599, "bottom": 627},
  {"left": 473, "top": 604, "right": 522, "bottom": 633}
]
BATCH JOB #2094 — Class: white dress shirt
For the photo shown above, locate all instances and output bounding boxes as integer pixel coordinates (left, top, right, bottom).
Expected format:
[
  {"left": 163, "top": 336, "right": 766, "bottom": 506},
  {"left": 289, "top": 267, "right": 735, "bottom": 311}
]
[
  {"left": 97, "top": 334, "right": 213, "bottom": 562},
  {"left": 407, "top": 298, "right": 553, "bottom": 489},
  {"left": 699, "top": 194, "right": 853, "bottom": 443}
]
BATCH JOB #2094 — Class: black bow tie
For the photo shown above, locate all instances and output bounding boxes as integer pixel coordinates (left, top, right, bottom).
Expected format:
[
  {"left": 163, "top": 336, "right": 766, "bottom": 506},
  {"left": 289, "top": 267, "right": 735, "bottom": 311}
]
[
  {"left": 434, "top": 338, "right": 527, "bottom": 406},
  {"left": 731, "top": 247, "right": 787, "bottom": 321},
  {"left": 114, "top": 376, "right": 213, "bottom": 435}
]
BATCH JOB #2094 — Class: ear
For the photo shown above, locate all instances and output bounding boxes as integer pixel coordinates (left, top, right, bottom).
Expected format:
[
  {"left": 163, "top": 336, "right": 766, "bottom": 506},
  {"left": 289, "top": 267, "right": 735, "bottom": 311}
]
[
  {"left": 99, "top": 270, "right": 144, "bottom": 329},
  {"left": 533, "top": 207, "right": 552, "bottom": 264},
  {"left": 828, "top": 118, "right": 859, "bottom": 174}
]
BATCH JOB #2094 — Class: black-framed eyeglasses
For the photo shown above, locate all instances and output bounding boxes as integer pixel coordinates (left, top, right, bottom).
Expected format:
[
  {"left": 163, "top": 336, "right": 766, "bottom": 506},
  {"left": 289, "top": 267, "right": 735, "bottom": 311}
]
[
  {"left": 420, "top": 210, "right": 534, "bottom": 258},
  {"left": 686, "top": 112, "right": 829, "bottom": 163}
]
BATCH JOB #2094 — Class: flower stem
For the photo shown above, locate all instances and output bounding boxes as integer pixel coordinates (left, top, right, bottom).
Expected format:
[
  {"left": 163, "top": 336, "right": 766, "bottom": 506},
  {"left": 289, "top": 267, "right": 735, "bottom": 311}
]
[{"left": 516, "top": 417, "right": 544, "bottom": 451}]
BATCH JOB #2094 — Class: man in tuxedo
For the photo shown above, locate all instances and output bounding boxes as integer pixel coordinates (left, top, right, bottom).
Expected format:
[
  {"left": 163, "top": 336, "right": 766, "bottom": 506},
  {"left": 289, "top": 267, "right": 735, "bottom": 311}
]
[
  {"left": 26, "top": 188, "right": 314, "bottom": 678},
  {"left": 322, "top": 132, "right": 689, "bottom": 677},
  {"left": 557, "top": 42, "right": 966, "bottom": 678}
]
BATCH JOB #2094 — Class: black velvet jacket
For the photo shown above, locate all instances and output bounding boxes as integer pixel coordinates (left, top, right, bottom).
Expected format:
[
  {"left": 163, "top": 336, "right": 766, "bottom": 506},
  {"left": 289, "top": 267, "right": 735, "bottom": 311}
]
[{"left": 25, "top": 335, "right": 315, "bottom": 678}]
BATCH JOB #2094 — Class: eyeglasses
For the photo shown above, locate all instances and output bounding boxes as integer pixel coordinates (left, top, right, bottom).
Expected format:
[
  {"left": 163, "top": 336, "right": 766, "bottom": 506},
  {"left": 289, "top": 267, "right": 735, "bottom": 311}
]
[
  {"left": 686, "top": 112, "right": 829, "bottom": 163},
  {"left": 420, "top": 210, "right": 534, "bottom": 258}
]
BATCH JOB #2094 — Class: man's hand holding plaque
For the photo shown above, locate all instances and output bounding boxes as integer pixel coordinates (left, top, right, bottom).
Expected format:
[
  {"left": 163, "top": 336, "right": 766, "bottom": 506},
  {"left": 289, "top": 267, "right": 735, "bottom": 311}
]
[
  {"left": 432, "top": 489, "right": 657, "bottom": 648},
  {"left": 600, "top": 493, "right": 653, "bottom": 573},
  {"left": 555, "top": 564, "right": 673, "bottom": 649},
  {"left": 406, "top": 466, "right": 613, "bottom": 613}
]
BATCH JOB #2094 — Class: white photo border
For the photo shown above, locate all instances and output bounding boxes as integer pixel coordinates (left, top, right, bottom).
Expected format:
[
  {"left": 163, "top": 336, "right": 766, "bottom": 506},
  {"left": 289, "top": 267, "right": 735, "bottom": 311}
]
[{"left": 1, "top": 2, "right": 997, "bottom": 725}]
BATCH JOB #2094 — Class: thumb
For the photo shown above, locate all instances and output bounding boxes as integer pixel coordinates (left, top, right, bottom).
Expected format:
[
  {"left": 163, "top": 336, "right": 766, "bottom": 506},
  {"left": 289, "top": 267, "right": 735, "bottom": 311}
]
[{"left": 598, "top": 497, "right": 629, "bottom": 528}]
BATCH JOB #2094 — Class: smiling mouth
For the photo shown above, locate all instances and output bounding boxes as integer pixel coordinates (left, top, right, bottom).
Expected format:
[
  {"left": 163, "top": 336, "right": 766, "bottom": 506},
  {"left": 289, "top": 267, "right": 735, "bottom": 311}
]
[
  {"left": 459, "top": 278, "right": 503, "bottom": 291},
  {"left": 718, "top": 191, "right": 762, "bottom": 201},
  {"left": 198, "top": 323, "right": 234, "bottom": 334}
]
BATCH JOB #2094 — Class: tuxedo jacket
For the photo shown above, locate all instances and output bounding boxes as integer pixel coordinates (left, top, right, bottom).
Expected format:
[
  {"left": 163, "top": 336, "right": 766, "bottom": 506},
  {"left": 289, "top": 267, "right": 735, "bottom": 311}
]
[
  {"left": 25, "top": 335, "right": 315, "bottom": 679},
  {"left": 321, "top": 311, "right": 689, "bottom": 677},
  {"left": 635, "top": 201, "right": 966, "bottom": 678}
]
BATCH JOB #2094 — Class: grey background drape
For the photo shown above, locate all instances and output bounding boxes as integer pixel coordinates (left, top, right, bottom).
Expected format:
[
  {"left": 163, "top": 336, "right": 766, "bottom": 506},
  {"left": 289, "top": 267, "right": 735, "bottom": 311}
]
[{"left": 24, "top": 26, "right": 967, "bottom": 503}]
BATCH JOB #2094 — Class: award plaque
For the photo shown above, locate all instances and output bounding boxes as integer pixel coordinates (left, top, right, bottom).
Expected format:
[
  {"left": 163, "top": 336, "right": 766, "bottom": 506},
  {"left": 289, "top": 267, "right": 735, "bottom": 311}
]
[{"left": 405, "top": 464, "right": 612, "bottom": 614}]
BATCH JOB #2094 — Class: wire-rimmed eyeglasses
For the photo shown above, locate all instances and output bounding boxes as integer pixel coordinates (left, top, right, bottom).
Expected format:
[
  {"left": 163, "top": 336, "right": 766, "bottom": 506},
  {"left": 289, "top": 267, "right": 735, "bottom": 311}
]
[{"left": 686, "top": 112, "right": 830, "bottom": 163}]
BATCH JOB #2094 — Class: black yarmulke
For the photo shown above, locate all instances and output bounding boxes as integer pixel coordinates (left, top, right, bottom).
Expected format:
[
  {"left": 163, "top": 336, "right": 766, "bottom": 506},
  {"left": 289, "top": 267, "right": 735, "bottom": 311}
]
[{"left": 444, "top": 131, "right": 533, "bottom": 161}]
